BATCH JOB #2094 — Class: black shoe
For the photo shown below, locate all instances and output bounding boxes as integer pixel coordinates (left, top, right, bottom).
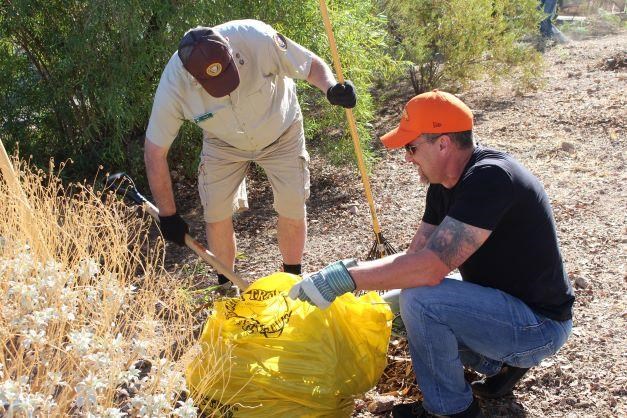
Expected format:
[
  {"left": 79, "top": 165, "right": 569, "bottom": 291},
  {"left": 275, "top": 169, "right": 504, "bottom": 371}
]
[
  {"left": 392, "top": 401, "right": 435, "bottom": 418},
  {"left": 471, "top": 365, "right": 530, "bottom": 399},
  {"left": 213, "top": 281, "right": 240, "bottom": 298},
  {"left": 392, "top": 398, "right": 484, "bottom": 418}
]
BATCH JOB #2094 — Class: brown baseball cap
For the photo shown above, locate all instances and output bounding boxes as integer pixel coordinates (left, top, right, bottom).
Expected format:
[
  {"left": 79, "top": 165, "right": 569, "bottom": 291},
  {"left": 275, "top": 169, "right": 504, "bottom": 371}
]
[{"left": 177, "top": 27, "right": 240, "bottom": 97}]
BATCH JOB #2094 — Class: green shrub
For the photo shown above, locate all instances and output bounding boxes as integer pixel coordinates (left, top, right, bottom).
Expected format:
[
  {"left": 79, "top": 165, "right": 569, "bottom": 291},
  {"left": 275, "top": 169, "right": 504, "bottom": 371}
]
[
  {"left": 380, "top": 0, "right": 544, "bottom": 93},
  {"left": 0, "top": 1, "right": 398, "bottom": 185}
]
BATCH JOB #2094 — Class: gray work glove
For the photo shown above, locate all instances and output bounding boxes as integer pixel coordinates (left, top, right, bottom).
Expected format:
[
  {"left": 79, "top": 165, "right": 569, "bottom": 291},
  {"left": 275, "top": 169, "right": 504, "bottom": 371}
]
[{"left": 288, "top": 259, "right": 357, "bottom": 309}]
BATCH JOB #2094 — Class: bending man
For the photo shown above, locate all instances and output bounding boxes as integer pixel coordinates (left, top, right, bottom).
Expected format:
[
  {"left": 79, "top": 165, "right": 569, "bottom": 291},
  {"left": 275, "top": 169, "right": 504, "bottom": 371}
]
[{"left": 145, "top": 20, "right": 356, "bottom": 285}]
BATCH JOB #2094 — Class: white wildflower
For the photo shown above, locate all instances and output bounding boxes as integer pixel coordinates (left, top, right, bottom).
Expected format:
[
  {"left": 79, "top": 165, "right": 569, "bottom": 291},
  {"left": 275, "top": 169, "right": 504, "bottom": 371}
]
[
  {"left": 100, "top": 407, "right": 126, "bottom": 418},
  {"left": 47, "top": 371, "right": 67, "bottom": 387},
  {"left": 173, "top": 398, "right": 198, "bottom": 418},
  {"left": 0, "top": 378, "right": 53, "bottom": 416},
  {"left": 21, "top": 329, "right": 47, "bottom": 349},
  {"left": 103, "top": 281, "right": 127, "bottom": 306},
  {"left": 84, "top": 352, "right": 112, "bottom": 369},
  {"left": 15, "top": 391, "right": 51, "bottom": 416},
  {"left": 109, "top": 333, "right": 125, "bottom": 352},
  {"left": 7, "top": 251, "right": 35, "bottom": 279},
  {"left": 38, "top": 275, "right": 58, "bottom": 291},
  {"left": 8, "top": 282, "right": 41, "bottom": 311},
  {"left": 85, "top": 286, "right": 101, "bottom": 304},
  {"left": 132, "top": 339, "right": 151, "bottom": 357},
  {"left": 77, "top": 258, "right": 100, "bottom": 281},
  {"left": 31, "top": 307, "right": 58, "bottom": 329},
  {"left": 0, "top": 378, "right": 21, "bottom": 405},
  {"left": 75, "top": 372, "right": 106, "bottom": 409},
  {"left": 154, "top": 368, "right": 187, "bottom": 393},
  {"left": 118, "top": 365, "right": 141, "bottom": 385},
  {"left": 59, "top": 303, "right": 77, "bottom": 322},
  {"left": 131, "top": 393, "right": 171, "bottom": 417},
  {"left": 68, "top": 329, "right": 94, "bottom": 355},
  {"left": 9, "top": 311, "right": 28, "bottom": 331}
]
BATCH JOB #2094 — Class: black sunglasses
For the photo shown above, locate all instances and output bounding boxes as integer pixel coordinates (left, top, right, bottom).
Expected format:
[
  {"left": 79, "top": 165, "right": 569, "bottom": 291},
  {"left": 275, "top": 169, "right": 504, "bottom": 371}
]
[
  {"left": 404, "top": 144, "right": 418, "bottom": 154},
  {"left": 404, "top": 135, "right": 441, "bottom": 155}
]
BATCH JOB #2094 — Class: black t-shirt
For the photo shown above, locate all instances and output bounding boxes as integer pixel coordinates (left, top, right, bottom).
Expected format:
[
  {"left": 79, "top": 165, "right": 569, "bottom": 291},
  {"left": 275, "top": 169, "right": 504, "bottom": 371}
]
[{"left": 423, "top": 146, "right": 574, "bottom": 321}]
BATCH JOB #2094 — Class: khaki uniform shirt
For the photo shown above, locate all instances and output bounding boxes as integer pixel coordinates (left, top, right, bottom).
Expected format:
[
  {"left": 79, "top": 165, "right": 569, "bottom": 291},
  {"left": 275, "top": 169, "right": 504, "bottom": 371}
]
[{"left": 146, "top": 19, "right": 314, "bottom": 151}]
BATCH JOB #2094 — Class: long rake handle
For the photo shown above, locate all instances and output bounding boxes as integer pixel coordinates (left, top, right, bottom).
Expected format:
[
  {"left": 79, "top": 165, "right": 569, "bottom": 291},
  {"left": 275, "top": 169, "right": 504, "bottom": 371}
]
[
  {"left": 319, "top": 0, "right": 382, "bottom": 237},
  {"left": 137, "top": 199, "right": 249, "bottom": 290}
]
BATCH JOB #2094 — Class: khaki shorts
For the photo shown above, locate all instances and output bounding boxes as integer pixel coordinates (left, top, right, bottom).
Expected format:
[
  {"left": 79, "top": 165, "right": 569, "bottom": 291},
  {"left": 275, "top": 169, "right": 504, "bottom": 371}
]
[{"left": 198, "top": 118, "right": 310, "bottom": 223}]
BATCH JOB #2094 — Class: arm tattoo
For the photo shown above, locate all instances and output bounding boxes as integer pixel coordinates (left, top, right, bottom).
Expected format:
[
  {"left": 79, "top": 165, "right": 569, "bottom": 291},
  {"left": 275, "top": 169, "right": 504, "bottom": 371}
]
[
  {"left": 409, "top": 223, "right": 436, "bottom": 252},
  {"left": 426, "top": 217, "right": 485, "bottom": 269}
]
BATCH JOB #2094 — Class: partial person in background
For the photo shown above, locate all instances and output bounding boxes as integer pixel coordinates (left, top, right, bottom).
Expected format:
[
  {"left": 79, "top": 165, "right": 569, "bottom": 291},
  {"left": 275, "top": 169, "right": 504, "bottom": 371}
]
[
  {"left": 144, "top": 20, "right": 356, "bottom": 287},
  {"left": 290, "top": 90, "right": 575, "bottom": 418},
  {"left": 539, "top": 0, "right": 567, "bottom": 42}
]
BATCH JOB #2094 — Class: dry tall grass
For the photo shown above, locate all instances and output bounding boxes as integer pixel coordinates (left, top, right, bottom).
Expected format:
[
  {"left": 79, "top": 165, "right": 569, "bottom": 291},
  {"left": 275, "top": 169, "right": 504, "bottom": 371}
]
[{"left": 0, "top": 158, "right": 218, "bottom": 416}]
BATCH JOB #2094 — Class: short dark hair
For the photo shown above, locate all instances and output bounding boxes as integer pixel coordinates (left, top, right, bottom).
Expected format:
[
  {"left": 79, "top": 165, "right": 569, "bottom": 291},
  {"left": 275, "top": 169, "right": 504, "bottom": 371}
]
[{"left": 423, "top": 130, "right": 474, "bottom": 149}]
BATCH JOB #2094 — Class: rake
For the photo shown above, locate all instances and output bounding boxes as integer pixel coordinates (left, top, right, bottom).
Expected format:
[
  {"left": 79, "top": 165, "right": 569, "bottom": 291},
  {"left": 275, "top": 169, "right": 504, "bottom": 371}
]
[{"left": 318, "top": 0, "right": 397, "bottom": 260}]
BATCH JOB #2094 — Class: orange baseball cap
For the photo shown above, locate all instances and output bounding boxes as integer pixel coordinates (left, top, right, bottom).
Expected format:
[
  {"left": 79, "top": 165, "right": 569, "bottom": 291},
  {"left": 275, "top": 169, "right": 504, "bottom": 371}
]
[{"left": 380, "top": 90, "right": 473, "bottom": 149}]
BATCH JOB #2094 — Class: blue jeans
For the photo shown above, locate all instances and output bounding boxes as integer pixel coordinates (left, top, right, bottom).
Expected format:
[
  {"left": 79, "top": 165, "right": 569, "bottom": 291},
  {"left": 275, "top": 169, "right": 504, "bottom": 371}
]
[
  {"left": 399, "top": 278, "right": 572, "bottom": 416},
  {"left": 540, "top": 0, "right": 559, "bottom": 37}
]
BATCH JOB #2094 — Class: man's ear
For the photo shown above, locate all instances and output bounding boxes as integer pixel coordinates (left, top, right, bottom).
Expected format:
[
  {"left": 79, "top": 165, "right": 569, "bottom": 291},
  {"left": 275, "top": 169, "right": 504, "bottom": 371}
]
[{"left": 438, "top": 134, "right": 451, "bottom": 152}]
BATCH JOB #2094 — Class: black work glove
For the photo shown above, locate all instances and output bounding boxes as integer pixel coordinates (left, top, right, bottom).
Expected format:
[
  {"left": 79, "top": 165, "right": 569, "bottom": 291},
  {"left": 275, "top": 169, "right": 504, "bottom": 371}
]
[
  {"left": 326, "top": 80, "right": 357, "bottom": 108},
  {"left": 158, "top": 213, "right": 189, "bottom": 246}
]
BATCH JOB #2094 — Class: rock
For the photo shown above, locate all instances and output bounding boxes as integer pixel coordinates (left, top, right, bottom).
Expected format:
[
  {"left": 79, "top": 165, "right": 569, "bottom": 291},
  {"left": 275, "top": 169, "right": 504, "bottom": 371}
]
[
  {"left": 574, "top": 276, "right": 589, "bottom": 289},
  {"left": 561, "top": 142, "right": 576, "bottom": 153},
  {"left": 563, "top": 397, "right": 577, "bottom": 406},
  {"left": 133, "top": 359, "right": 152, "bottom": 380},
  {"left": 367, "top": 395, "right": 396, "bottom": 414},
  {"left": 354, "top": 399, "right": 367, "bottom": 412},
  {"left": 347, "top": 204, "right": 359, "bottom": 216}
]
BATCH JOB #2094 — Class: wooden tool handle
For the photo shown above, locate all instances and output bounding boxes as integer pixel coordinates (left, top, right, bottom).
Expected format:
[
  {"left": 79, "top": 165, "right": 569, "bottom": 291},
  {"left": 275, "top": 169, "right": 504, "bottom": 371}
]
[
  {"left": 319, "top": 0, "right": 382, "bottom": 236},
  {"left": 141, "top": 199, "right": 249, "bottom": 290}
]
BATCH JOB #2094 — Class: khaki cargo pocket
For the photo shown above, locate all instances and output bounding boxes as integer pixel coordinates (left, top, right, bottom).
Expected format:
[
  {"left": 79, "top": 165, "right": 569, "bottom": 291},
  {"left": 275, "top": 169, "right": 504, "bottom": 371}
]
[{"left": 197, "top": 158, "right": 210, "bottom": 210}]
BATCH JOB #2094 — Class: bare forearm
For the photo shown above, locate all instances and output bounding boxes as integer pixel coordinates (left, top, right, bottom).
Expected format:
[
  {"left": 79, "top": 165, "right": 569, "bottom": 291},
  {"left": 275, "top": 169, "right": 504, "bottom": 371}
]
[
  {"left": 306, "top": 55, "right": 336, "bottom": 94},
  {"left": 348, "top": 250, "right": 449, "bottom": 291},
  {"left": 144, "top": 139, "right": 176, "bottom": 216}
]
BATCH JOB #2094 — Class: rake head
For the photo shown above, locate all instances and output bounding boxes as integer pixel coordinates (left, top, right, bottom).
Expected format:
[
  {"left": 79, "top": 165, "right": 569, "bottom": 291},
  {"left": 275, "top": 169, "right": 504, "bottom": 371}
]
[{"left": 366, "top": 232, "right": 397, "bottom": 260}]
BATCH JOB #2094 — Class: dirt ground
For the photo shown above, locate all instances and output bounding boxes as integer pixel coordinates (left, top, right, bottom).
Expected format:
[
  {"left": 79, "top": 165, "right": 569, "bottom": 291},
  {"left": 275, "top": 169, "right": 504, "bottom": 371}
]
[{"left": 168, "top": 32, "right": 626, "bottom": 417}]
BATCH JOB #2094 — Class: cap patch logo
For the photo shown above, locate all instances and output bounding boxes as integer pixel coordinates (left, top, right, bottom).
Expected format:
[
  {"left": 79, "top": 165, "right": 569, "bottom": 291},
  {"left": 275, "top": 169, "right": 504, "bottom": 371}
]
[
  {"left": 433, "top": 121, "right": 442, "bottom": 128},
  {"left": 206, "top": 62, "right": 222, "bottom": 77},
  {"left": 274, "top": 33, "right": 288, "bottom": 51},
  {"left": 402, "top": 108, "right": 409, "bottom": 121}
]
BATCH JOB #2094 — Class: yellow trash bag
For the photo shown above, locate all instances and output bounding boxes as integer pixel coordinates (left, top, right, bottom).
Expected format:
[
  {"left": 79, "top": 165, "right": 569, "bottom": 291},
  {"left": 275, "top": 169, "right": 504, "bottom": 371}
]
[{"left": 186, "top": 272, "right": 392, "bottom": 417}]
